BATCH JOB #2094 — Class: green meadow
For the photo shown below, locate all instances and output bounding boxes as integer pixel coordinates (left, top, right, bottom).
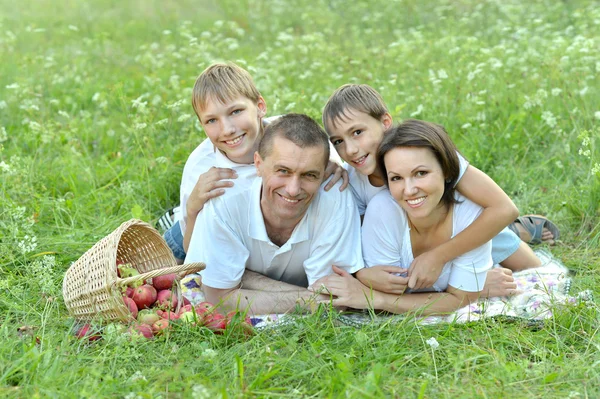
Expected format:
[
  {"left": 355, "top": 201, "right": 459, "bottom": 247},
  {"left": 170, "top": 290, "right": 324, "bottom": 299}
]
[{"left": 1, "top": 0, "right": 599, "bottom": 397}]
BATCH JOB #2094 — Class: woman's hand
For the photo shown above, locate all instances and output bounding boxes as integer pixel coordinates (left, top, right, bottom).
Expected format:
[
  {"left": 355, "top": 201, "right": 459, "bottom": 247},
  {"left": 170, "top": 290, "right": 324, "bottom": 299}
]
[
  {"left": 407, "top": 250, "right": 447, "bottom": 290},
  {"left": 309, "top": 266, "right": 373, "bottom": 309},
  {"left": 186, "top": 167, "right": 237, "bottom": 218},
  {"left": 356, "top": 266, "right": 409, "bottom": 294},
  {"left": 323, "top": 161, "right": 349, "bottom": 191}
]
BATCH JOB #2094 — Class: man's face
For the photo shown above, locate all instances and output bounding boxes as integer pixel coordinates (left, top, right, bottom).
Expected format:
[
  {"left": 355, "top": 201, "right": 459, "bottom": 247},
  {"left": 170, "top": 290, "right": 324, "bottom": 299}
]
[
  {"left": 326, "top": 109, "right": 392, "bottom": 177},
  {"left": 255, "top": 137, "right": 326, "bottom": 227},
  {"left": 198, "top": 95, "right": 267, "bottom": 164}
]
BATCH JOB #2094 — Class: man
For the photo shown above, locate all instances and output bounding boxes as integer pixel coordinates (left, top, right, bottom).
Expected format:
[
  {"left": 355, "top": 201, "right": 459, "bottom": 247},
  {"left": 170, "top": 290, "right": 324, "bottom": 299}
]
[{"left": 185, "top": 114, "right": 363, "bottom": 314}]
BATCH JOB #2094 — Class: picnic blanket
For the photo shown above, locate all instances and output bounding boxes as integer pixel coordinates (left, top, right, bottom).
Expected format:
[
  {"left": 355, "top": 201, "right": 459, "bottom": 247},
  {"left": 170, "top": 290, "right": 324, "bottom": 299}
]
[{"left": 181, "top": 250, "right": 592, "bottom": 329}]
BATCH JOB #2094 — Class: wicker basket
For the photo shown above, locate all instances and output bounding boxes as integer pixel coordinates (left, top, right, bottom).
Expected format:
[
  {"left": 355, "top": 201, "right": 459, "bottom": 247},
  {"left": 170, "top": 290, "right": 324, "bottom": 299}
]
[{"left": 62, "top": 219, "right": 205, "bottom": 322}]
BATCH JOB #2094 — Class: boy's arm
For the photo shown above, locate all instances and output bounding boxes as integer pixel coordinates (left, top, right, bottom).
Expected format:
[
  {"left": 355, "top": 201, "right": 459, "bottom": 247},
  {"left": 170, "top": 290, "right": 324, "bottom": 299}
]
[
  {"left": 182, "top": 167, "right": 237, "bottom": 252},
  {"left": 407, "top": 165, "right": 518, "bottom": 289}
]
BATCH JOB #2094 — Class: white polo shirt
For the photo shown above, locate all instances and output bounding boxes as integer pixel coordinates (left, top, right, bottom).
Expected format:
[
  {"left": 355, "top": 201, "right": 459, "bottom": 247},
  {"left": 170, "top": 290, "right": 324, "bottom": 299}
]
[
  {"left": 361, "top": 190, "right": 492, "bottom": 292},
  {"left": 185, "top": 177, "right": 364, "bottom": 289},
  {"left": 348, "top": 153, "right": 470, "bottom": 216}
]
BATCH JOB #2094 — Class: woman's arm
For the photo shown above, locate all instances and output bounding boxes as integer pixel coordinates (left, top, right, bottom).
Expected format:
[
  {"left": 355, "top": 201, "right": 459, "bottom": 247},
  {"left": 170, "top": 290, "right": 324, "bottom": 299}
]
[
  {"left": 407, "top": 165, "right": 518, "bottom": 289},
  {"left": 312, "top": 266, "right": 481, "bottom": 315}
]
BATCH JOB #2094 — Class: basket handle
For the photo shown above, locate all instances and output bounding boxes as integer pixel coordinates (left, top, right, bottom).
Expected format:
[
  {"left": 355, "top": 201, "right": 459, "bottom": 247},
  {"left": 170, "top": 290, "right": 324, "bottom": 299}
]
[{"left": 116, "top": 262, "right": 206, "bottom": 287}]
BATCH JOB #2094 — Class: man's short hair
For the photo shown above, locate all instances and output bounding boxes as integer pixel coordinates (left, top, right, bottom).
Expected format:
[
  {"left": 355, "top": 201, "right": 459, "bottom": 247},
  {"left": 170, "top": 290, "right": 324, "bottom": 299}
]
[
  {"left": 258, "top": 114, "right": 330, "bottom": 169},
  {"left": 191, "top": 62, "right": 261, "bottom": 117},
  {"left": 322, "top": 84, "right": 389, "bottom": 134}
]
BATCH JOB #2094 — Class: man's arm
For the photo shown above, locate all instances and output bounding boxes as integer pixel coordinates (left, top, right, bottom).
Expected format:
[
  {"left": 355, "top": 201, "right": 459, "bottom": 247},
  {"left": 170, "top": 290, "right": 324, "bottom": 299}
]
[{"left": 202, "top": 281, "right": 315, "bottom": 315}]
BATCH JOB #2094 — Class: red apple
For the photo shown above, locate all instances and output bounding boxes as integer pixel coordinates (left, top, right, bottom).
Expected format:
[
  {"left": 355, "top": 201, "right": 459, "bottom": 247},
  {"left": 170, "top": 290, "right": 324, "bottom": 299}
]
[
  {"left": 205, "top": 313, "right": 226, "bottom": 333},
  {"left": 137, "top": 309, "right": 160, "bottom": 325},
  {"left": 129, "top": 323, "right": 153, "bottom": 339},
  {"left": 152, "top": 319, "right": 170, "bottom": 334},
  {"left": 131, "top": 284, "right": 157, "bottom": 309},
  {"left": 125, "top": 286, "right": 134, "bottom": 298},
  {"left": 196, "top": 301, "right": 214, "bottom": 311},
  {"left": 122, "top": 296, "right": 138, "bottom": 319},
  {"left": 75, "top": 324, "right": 101, "bottom": 341},
  {"left": 160, "top": 310, "right": 180, "bottom": 320},
  {"left": 153, "top": 273, "right": 177, "bottom": 291},
  {"left": 178, "top": 304, "right": 193, "bottom": 316},
  {"left": 179, "top": 311, "right": 197, "bottom": 324},
  {"left": 155, "top": 289, "right": 178, "bottom": 311}
]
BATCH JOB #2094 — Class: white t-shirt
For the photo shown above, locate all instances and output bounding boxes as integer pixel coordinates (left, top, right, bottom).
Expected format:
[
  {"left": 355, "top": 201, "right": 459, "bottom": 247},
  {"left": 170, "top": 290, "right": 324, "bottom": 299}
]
[
  {"left": 349, "top": 153, "right": 470, "bottom": 216},
  {"left": 185, "top": 178, "right": 364, "bottom": 288},
  {"left": 361, "top": 190, "right": 492, "bottom": 292}
]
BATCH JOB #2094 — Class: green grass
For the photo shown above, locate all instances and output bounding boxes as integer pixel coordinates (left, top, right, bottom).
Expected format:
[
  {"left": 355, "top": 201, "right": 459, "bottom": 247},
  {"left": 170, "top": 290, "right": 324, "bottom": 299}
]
[{"left": 1, "top": 0, "right": 599, "bottom": 397}]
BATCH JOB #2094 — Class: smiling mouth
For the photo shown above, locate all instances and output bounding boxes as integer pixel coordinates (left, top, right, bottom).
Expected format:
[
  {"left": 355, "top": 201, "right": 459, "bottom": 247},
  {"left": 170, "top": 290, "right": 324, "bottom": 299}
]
[
  {"left": 278, "top": 193, "right": 301, "bottom": 204},
  {"left": 406, "top": 197, "right": 426, "bottom": 207},
  {"left": 352, "top": 155, "right": 368, "bottom": 166},
  {"left": 224, "top": 134, "right": 245, "bottom": 146}
]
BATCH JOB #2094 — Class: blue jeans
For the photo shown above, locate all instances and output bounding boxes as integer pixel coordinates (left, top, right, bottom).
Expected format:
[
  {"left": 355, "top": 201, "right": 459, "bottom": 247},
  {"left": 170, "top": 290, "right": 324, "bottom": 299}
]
[
  {"left": 491, "top": 227, "right": 521, "bottom": 264},
  {"left": 163, "top": 221, "right": 186, "bottom": 261}
]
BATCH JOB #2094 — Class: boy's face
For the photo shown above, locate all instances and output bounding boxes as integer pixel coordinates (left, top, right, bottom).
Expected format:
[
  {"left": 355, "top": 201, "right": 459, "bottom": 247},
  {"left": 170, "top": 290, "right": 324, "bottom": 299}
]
[
  {"left": 198, "top": 95, "right": 267, "bottom": 164},
  {"left": 326, "top": 110, "right": 392, "bottom": 177}
]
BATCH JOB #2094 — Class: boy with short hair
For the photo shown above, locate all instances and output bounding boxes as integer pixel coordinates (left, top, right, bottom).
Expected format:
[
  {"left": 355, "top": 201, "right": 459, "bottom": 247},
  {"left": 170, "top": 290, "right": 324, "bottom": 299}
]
[{"left": 321, "top": 84, "right": 558, "bottom": 295}]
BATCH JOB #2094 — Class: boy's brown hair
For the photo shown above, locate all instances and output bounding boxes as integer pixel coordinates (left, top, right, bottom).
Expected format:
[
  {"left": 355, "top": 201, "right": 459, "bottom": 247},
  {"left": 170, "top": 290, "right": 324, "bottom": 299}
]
[
  {"left": 322, "top": 84, "right": 389, "bottom": 134},
  {"left": 192, "top": 62, "right": 261, "bottom": 118}
]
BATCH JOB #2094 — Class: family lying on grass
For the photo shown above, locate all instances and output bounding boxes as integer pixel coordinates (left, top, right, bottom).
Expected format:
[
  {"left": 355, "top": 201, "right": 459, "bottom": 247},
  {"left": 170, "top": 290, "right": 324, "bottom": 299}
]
[{"left": 159, "top": 62, "right": 560, "bottom": 316}]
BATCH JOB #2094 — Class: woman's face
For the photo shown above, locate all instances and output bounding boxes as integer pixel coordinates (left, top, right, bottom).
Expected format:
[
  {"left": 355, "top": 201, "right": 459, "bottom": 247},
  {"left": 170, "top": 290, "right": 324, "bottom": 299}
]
[{"left": 384, "top": 146, "right": 446, "bottom": 220}]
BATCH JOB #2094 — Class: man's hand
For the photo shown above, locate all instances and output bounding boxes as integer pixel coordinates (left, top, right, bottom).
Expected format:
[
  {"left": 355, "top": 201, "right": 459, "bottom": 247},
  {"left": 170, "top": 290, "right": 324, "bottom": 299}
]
[
  {"left": 407, "top": 250, "right": 447, "bottom": 290},
  {"left": 323, "top": 160, "right": 349, "bottom": 192},
  {"left": 309, "top": 266, "right": 373, "bottom": 309},
  {"left": 186, "top": 167, "right": 237, "bottom": 217},
  {"left": 481, "top": 268, "right": 519, "bottom": 298},
  {"left": 356, "top": 266, "right": 409, "bottom": 294}
]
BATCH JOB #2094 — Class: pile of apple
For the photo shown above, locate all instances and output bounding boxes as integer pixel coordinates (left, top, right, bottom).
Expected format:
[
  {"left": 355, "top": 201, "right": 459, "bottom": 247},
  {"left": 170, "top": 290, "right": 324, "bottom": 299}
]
[{"left": 74, "top": 262, "right": 254, "bottom": 341}]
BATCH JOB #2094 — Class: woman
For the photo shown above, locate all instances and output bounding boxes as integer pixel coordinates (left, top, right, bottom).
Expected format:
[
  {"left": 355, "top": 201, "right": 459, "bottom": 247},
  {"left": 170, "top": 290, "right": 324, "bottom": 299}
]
[{"left": 312, "top": 119, "right": 542, "bottom": 314}]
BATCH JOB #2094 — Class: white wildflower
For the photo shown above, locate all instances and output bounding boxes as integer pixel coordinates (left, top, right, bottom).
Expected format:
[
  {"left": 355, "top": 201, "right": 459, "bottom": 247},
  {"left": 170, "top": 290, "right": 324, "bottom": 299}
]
[
  {"left": 552, "top": 88, "right": 562, "bottom": 96},
  {"left": 461, "top": 123, "right": 472, "bottom": 129},
  {"left": 68, "top": 25, "right": 79, "bottom": 31},
  {"left": 5, "top": 83, "right": 19, "bottom": 89},
  {"left": 426, "top": 337, "right": 440, "bottom": 349},
  {"left": 163, "top": 30, "right": 172, "bottom": 35},
  {"left": 166, "top": 99, "right": 185, "bottom": 110},
  {"left": 579, "top": 87, "right": 588, "bottom": 96},
  {"left": 541, "top": 111, "right": 557, "bottom": 128},
  {"left": 0, "top": 126, "right": 7, "bottom": 142},
  {"left": 91, "top": 92, "right": 101, "bottom": 102},
  {"left": 594, "top": 111, "right": 600, "bottom": 120},
  {"left": 155, "top": 118, "right": 169, "bottom": 126},
  {"left": 192, "top": 384, "right": 211, "bottom": 399},
  {"left": 58, "top": 110, "right": 69, "bottom": 118},
  {"left": 203, "top": 349, "right": 218, "bottom": 358},
  {"left": 28, "top": 121, "right": 42, "bottom": 131},
  {"left": 0, "top": 161, "right": 13, "bottom": 174},
  {"left": 155, "top": 156, "right": 168, "bottom": 164},
  {"left": 0, "top": 100, "right": 7, "bottom": 109},
  {"left": 134, "top": 123, "right": 147, "bottom": 130},
  {"left": 177, "top": 114, "right": 192, "bottom": 122},
  {"left": 18, "top": 235, "right": 38, "bottom": 254},
  {"left": 437, "top": 69, "right": 448, "bottom": 79},
  {"left": 128, "top": 371, "right": 147, "bottom": 382},
  {"left": 410, "top": 104, "right": 423, "bottom": 117},
  {"left": 131, "top": 95, "right": 147, "bottom": 110},
  {"left": 592, "top": 163, "right": 600, "bottom": 176},
  {"left": 285, "top": 102, "right": 296, "bottom": 112}
]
